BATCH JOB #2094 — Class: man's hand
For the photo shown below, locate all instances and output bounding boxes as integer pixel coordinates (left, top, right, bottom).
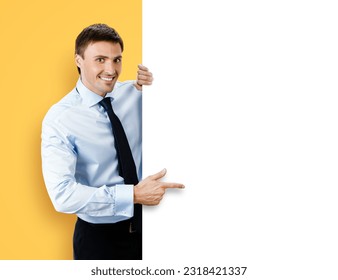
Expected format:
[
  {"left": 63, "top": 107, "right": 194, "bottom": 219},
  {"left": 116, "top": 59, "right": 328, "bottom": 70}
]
[
  {"left": 134, "top": 64, "right": 153, "bottom": 91},
  {"left": 134, "top": 169, "right": 184, "bottom": 205}
]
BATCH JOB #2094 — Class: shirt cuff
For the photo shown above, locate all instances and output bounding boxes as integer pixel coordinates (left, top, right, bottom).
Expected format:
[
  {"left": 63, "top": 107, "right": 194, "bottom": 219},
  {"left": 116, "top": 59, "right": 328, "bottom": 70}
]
[{"left": 115, "top": 184, "right": 134, "bottom": 217}]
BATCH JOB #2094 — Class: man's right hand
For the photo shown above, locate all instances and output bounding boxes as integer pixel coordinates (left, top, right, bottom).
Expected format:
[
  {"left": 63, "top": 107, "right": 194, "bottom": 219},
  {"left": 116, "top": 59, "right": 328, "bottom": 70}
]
[{"left": 134, "top": 169, "right": 184, "bottom": 205}]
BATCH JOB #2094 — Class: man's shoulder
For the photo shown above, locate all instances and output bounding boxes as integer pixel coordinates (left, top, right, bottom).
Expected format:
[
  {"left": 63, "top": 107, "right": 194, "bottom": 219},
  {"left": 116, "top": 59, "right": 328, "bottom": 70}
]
[
  {"left": 43, "top": 89, "right": 80, "bottom": 124},
  {"left": 112, "top": 80, "right": 141, "bottom": 99},
  {"left": 114, "top": 80, "right": 137, "bottom": 90}
]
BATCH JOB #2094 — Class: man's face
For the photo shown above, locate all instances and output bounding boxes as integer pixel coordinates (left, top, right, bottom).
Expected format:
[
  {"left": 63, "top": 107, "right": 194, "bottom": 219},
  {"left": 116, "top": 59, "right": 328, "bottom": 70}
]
[{"left": 75, "top": 41, "right": 122, "bottom": 97}]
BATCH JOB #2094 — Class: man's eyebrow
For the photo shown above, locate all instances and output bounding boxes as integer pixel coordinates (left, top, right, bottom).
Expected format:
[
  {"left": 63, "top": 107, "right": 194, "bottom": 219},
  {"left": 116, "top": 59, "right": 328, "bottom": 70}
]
[{"left": 93, "top": 55, "right": 122, "bottom": 59}]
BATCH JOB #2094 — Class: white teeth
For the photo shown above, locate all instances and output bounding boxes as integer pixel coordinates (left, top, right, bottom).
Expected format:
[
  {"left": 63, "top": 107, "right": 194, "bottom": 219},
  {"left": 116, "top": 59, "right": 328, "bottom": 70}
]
[{"left": 100, "top": 76, "right": 113, "bottom": 81}]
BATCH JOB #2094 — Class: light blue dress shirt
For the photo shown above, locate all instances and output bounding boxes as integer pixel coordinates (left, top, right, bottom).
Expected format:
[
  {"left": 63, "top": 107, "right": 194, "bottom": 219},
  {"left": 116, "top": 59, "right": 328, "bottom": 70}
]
[{"left": 41, "top": 79, "right": 142, "bottom": 224}]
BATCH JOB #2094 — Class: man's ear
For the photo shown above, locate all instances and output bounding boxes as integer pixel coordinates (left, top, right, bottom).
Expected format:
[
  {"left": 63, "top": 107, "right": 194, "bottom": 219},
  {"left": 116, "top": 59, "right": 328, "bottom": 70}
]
[{"left": 75, "top": 54, "right": 82, "bottom": 68}]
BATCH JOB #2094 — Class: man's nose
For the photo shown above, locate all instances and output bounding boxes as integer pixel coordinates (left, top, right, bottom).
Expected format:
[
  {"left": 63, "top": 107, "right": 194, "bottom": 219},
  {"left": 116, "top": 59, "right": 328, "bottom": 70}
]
[{"left": 104, "top": 61, "right": 115, "bottom": 74}]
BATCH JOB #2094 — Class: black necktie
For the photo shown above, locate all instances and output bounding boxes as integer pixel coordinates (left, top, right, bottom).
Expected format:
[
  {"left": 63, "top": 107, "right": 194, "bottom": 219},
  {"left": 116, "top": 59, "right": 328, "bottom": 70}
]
[{"left": 99, "top": 97, "right": 142, "bottom": 233}]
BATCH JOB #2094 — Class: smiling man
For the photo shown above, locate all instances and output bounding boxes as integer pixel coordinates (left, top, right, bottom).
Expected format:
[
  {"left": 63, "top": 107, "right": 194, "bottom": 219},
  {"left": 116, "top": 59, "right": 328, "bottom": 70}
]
[{"left": 41, "top": 24, "right": 184, "bottom": 260}]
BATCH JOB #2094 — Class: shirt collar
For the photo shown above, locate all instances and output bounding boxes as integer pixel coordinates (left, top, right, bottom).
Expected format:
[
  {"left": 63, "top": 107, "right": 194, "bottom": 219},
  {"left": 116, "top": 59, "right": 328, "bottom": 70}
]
[{"left": 76, "top": 78, "right": 113, "bottom": 108}]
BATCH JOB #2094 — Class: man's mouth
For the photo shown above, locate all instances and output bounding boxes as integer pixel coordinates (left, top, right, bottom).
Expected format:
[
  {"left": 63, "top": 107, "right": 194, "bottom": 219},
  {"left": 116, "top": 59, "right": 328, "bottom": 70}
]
[{"left": 99, "top": 76, "right": 114, "bottom": 81}]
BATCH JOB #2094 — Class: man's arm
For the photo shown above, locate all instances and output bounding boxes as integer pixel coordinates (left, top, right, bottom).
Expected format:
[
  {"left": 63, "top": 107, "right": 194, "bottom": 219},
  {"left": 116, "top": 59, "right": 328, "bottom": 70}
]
[{"left": 41, "top": 119, "right": 133, "bottom": 218}]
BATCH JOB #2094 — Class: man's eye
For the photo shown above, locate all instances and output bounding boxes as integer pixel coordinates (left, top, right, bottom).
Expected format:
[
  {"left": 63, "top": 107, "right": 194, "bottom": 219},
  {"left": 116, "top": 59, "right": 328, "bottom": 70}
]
[
  {"left": 97, "top": 58, "right": 105, "bottom": 63},
  {"left": 115, "top": 58, "right": 122, "bottom": 63}
]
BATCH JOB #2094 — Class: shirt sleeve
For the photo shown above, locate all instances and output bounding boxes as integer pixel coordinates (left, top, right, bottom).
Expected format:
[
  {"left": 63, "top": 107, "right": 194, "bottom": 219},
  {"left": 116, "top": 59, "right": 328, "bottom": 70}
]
[{"left": 41, "top": 118, "right": 134, "bottom": 218}]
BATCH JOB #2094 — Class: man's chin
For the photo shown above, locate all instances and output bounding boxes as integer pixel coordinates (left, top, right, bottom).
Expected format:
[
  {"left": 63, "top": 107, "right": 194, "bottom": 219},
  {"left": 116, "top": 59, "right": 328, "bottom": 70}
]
[
  {"left": 100, "top": 83, "right": 116, "bottom": 94},
  {"left": 106, "top": 85, "right": 116, "bottom": 93}
]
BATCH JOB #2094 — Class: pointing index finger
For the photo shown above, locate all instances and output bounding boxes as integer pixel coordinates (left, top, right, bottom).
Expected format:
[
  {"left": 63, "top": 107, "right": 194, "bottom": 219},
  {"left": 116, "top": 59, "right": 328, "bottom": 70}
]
[{"left": 162, "top": 183, "right": 185, "bottom": 189}]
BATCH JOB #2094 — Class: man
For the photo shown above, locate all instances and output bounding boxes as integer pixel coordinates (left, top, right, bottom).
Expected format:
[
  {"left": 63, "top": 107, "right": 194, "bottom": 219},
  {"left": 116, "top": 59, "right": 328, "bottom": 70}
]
[{"left": 41, "top": 23, "right": 184, "bottom": 260}]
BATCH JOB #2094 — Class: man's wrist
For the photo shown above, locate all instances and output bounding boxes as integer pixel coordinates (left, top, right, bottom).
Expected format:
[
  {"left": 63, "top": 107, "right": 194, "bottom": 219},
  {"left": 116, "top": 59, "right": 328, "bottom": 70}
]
[
  {"left": 133, "top": 81, "right": 142, "bottom": 91},
  {"left": 133, "top": 185, "right": 139, "bottom": 204}
]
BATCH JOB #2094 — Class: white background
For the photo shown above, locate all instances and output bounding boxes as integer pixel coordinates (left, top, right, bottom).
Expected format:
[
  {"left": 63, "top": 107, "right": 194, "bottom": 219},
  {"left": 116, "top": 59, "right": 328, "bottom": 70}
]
[
  {"left": 142, "top": 0, "right": 338, "bottom": 279},
  {"left": 2, "top": 0, "right": 338, "bottom": 279}
]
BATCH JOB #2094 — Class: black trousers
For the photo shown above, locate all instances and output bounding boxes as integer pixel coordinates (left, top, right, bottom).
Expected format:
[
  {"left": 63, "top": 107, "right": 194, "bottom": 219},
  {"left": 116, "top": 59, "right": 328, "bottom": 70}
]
[{"left": 73, "top": 217, "right": 142, "bottom": 260}]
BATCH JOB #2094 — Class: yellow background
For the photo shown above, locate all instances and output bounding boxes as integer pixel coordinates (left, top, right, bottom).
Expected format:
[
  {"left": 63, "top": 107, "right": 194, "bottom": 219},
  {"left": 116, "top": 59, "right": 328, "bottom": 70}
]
[{"left": 0, "top": 0, "right": 142, "bottom": 259}]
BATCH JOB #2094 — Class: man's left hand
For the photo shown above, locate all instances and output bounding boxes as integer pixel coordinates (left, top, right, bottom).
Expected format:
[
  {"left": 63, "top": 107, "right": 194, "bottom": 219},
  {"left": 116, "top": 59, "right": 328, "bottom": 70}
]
[{"left": 134, "top": 64, "right": 153, "bottom": 91}]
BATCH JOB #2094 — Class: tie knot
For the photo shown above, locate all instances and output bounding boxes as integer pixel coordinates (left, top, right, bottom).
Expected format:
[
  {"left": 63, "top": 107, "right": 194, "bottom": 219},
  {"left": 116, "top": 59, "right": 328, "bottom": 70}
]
[{"left": 99, "top": 97, "right": 113, "bottom": 112}]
